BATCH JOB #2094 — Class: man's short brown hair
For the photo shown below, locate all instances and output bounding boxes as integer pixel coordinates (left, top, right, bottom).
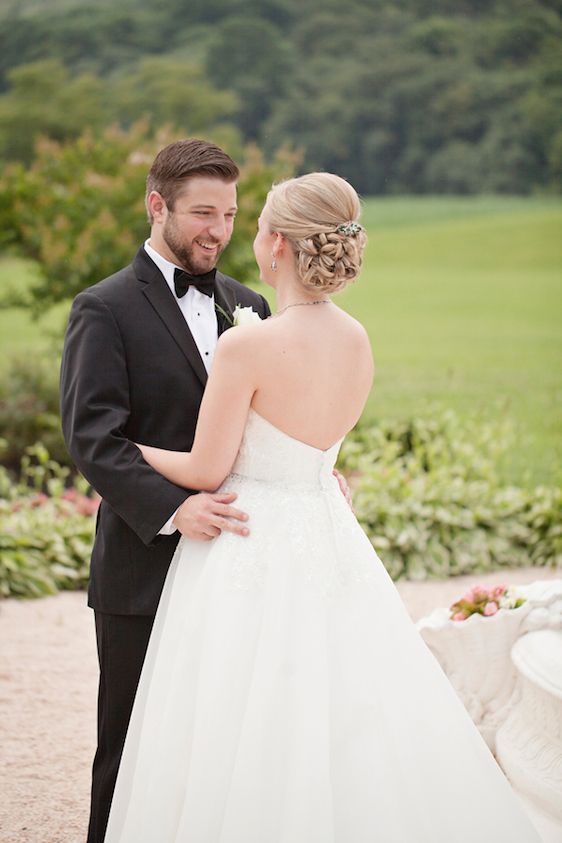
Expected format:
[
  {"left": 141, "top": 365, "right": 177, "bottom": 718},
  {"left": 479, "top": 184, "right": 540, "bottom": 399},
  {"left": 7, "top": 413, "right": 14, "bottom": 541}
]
[{"left": 145, "top": 138, "right": 239, "bottom": 222}]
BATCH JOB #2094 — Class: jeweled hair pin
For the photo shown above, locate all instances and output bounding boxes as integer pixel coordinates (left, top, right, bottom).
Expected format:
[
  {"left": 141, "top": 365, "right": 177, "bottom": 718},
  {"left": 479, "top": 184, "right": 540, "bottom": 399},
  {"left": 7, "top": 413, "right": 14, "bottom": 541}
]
[{"left": 336, "top": 222, "right": 363, "bottom": 236}]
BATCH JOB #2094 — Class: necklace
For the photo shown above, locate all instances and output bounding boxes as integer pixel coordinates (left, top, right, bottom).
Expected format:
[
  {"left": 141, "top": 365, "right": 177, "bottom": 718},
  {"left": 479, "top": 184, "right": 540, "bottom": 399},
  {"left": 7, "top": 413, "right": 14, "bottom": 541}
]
[{"left": 274, "top": 299, "right": 331, "bottom": 317}]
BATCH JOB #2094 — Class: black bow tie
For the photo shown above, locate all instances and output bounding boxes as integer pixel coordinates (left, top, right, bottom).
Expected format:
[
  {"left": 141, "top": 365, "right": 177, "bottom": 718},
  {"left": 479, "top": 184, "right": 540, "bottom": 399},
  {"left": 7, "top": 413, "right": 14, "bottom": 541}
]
[{"left": 173, "top": 267, "right": 216, "bottom": 299}]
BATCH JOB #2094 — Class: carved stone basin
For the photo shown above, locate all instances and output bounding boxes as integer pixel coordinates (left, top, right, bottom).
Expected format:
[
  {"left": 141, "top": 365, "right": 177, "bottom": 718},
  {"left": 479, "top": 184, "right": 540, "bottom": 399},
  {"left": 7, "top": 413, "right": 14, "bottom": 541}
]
[
  {"left": 416, "top": 579, "right": 562, "bottom": 752},
  {"left": 495, "top": 629, "right": 562, "bottom": 825}
]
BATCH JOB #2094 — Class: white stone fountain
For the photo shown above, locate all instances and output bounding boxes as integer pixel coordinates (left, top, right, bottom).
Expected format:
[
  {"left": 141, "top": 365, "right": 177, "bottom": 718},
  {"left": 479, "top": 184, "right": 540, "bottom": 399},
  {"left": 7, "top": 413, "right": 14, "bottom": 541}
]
[
  {"left": 417, "top": 578, "right": 562, "bottom": 842},
  {"left": 416, "top": 579, "right": 562, "bottom": 751},
  {"left": 495, "top": 628, "right": 562, "bottom": 842}
]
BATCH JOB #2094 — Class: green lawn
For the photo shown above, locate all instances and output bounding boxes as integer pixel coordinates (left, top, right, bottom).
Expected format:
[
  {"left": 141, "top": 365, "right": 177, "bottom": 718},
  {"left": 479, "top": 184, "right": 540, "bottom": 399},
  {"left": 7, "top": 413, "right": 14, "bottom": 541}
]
[
  {"left": 337, "top": 196, "right": 562, "bottom": 487},
  {"left": 0, "top": 257, "right": 69, "bottom": 363},
  {"left": 1, "top": 195, "right": 560, "bottom": 486}
]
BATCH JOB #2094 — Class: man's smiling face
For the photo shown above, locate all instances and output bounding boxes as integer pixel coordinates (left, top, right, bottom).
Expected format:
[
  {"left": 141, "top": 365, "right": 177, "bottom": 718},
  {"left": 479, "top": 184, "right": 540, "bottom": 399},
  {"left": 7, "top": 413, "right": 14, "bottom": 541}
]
[{"left": 149, "top": 176, "right": 237, "bottom": 274}]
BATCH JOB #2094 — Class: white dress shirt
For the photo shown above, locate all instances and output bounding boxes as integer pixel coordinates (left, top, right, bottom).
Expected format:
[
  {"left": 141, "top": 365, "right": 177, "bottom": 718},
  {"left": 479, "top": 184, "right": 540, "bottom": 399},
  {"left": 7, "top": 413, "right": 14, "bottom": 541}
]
[
  {"left": 143, "top": 240, "right": 219, "bottom": 535},
  {"left": 144, "top": 239, "right": 219, "bottom": 372}
]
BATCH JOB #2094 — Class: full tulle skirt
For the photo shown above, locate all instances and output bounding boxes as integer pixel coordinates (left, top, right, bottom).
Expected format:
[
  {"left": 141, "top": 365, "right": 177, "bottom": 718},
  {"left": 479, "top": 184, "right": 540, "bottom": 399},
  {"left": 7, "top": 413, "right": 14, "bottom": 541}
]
[{"left": 104, "top": 471, "right": 541, "bottom": 842}]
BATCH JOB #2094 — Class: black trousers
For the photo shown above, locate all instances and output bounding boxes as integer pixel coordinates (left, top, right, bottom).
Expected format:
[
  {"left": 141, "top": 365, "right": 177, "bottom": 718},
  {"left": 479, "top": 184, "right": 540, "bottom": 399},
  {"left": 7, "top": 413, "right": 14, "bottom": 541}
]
[{"left": 87, "top": 611, "right": 155, "bottom": 843}]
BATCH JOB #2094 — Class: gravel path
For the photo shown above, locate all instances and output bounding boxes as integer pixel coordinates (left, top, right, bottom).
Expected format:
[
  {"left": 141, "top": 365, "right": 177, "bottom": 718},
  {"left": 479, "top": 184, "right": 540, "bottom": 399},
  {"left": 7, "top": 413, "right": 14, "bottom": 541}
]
[{"left": 1, "top": 567, "right": 558, "bottom": 843}]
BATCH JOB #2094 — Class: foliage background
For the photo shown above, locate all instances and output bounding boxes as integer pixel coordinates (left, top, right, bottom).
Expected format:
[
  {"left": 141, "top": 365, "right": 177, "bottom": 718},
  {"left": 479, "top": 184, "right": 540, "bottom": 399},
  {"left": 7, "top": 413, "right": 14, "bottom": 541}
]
[
  {"left": 0, "top": 0, "right": 560, "bottom": 593},
  {"left": 0, "top": 0, "right": 560, "bottom": 195}
]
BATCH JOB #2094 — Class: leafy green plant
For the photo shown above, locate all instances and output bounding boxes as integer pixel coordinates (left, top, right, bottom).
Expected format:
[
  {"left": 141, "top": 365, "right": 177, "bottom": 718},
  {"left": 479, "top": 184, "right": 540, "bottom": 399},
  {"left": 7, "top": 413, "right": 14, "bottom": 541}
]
[
  {"left": 0, "top": 353, "right": 68, "bottom": 470},
  {"left": 338, "top": 412, "right": 562, "bottom": 580},
  {"left": 0, "top": 124, "right": 298, "bottom": 314},
  {"left": 1, "top": 411, "right": 560, "bottom": 599},
  {"left": 0, "top": 443, "right": 97, "bottom": 597}
]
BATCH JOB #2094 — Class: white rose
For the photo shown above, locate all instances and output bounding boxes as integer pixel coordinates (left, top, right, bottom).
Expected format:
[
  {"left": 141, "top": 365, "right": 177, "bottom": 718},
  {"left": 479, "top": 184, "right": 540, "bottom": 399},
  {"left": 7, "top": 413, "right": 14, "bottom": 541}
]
[
  {"left": 499, "top": 587, "right": 525, "bottom": 610},
  {"left": 232, "top": 305, "right": 261, "bottom": 326}
]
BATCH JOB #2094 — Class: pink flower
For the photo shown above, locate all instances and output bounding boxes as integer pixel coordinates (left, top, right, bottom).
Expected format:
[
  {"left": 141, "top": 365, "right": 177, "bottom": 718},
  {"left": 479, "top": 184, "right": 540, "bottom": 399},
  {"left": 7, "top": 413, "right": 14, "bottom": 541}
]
[
  {"left": 76, "top": 495, "right": 101, "bottom": 516},
  {"left": 492, "top": 585, "right": 507, "bottom": 599},
  {"left": 62, "top": 488, "right": 101, "bottom": 515},
  {"left": 452, "top": 612, "right": 468, "bottom": 621},
  {"left": 30, "top": 493, "right": 49, "bottom": 508},
  {"left": 483, "top": 601, "right": 499, "bottom": 616}
]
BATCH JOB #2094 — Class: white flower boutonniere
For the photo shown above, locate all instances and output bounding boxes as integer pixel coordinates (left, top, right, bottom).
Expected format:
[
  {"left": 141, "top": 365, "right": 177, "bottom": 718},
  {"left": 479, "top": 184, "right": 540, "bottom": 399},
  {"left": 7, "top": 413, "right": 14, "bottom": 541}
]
[
  {"left": 232, "top": 304, "right": 261, "bottom": 326},
  {"left": 215, "top": 302, "right": 262, "bottom": 328}
]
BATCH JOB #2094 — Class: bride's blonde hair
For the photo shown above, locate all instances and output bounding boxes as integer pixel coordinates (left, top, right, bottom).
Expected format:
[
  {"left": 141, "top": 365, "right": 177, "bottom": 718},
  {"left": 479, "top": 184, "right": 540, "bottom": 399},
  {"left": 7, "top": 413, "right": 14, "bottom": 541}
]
[{"left": 264, "top": 172, "right": 367, "bottom": 293}]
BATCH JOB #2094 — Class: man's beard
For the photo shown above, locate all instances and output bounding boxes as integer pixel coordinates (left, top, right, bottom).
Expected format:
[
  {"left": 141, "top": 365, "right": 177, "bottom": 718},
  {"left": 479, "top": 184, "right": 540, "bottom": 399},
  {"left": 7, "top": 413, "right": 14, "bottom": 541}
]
[{"left": 163, "top": 215, "right": 227, "bottom": 275}]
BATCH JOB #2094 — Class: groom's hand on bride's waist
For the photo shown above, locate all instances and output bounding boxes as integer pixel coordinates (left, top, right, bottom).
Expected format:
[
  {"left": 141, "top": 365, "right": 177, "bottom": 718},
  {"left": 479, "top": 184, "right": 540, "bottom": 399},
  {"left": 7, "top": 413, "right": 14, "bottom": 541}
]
[
  {"left": 173, "top": 492, "right": 250, "bottom": 541},
  {"left": 333, "top": 470, "right": 354, "bottom": 511}
]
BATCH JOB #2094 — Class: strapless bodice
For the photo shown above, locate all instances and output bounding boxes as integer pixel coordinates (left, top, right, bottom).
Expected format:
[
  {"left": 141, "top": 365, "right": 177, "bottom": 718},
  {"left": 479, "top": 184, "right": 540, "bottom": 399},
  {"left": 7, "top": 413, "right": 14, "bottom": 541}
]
[{"left": 229, "top": 407, "right": 343, "bottom": 489}]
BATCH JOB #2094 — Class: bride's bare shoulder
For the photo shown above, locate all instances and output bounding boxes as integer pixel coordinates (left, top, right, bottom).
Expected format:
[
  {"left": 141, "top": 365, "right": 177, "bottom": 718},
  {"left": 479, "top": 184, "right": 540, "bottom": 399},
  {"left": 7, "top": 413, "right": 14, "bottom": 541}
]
[
  {"left": 332, "top": 307, "right": 375, "bottom": 382},
  {"left": 214, "top": 315, "right": 271, "bottom": 356},
  {"left": 333, "top": 305, "right": 372, "bottom": 345},
  {"left": 216, "top": 305, "right": 371, "bottom": 359}
]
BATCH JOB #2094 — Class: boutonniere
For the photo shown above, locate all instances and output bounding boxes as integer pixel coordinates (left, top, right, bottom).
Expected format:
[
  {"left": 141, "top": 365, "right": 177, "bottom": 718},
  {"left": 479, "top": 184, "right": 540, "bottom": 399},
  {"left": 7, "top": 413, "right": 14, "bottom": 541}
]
[{"left": 215, "top": 303, "right": 262, "bottom": 327}]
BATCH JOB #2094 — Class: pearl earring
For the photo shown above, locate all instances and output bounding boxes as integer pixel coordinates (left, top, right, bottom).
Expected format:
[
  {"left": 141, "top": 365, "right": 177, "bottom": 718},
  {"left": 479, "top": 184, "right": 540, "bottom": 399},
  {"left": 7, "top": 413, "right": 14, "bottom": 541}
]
[{"left": 271, "top": 258, "right": 278, "bottom": 272}]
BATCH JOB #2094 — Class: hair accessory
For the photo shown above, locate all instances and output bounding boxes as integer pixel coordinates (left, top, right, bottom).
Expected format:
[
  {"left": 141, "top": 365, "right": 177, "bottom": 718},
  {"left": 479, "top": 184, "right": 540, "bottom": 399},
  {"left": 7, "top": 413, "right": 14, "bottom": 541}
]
[
  {"left": 271, "top": 258, "right": 278, "bottom": 271},
  {"left": 336, "top": 222, "right": 363, "bottom": 236}
]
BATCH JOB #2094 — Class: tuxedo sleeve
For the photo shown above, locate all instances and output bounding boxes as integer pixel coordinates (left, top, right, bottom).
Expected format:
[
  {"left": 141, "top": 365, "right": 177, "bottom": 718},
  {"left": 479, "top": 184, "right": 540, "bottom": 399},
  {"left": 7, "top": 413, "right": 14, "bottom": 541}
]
[
  {"left": 60, "top": 290, "right": 191, "bottom": 546},
  {"left": 258, "top": 293, "right": 271, "bottom": 319}
]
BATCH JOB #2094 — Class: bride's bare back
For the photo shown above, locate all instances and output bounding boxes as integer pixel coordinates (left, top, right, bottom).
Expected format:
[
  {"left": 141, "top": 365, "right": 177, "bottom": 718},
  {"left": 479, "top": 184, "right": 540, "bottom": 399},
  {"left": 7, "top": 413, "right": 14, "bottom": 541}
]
[
  {"left": 249, "top": 303, "right": 374, "bottom": 451},
  {"left": 138, "top": 172, "right": 374, "bottom": 492}
]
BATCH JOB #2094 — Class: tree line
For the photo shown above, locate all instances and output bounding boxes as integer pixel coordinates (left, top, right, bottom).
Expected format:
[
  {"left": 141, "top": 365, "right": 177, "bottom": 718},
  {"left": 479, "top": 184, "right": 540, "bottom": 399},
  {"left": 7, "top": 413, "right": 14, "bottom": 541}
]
[{"left": 0, "top": 0, "right": 560, "bottom": 194}]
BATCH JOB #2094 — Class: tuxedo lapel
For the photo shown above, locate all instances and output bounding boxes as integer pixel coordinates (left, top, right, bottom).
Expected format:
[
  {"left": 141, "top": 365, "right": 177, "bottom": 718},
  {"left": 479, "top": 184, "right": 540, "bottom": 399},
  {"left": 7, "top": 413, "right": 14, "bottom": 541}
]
[
  {"left": 133, "top": 248, "right": 208, "bottom": 387},
  {"left": 214, "top": 273, "right": 237, "bottom": 336}
]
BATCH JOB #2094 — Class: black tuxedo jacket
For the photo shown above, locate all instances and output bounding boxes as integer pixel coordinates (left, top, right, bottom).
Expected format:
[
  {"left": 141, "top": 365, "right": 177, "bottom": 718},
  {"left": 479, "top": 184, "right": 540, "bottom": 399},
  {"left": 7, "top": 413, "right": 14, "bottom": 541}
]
[{"left": 60, "top": 246, "right": 271, "bottom": 616}]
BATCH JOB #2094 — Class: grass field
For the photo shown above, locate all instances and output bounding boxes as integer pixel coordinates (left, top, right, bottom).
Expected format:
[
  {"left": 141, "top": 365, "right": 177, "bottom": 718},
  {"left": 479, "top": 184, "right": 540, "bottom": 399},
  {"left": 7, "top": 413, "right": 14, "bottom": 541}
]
[
  {"left": 0, "top": 258, "right": 69, "bottom": 359},
  {"left": 1, "top": 195, "right": 560, "bottom": 486},
  {"left": 338, "top": 196, "right": 562, "bottom": 486}
]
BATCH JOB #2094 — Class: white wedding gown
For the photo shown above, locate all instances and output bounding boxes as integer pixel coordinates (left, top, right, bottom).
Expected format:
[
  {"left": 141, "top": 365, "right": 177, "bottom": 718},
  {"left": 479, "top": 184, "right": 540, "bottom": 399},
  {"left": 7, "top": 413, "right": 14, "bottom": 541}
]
[{"left": 104, "top": 407, "right": 542, "bottom": 843}]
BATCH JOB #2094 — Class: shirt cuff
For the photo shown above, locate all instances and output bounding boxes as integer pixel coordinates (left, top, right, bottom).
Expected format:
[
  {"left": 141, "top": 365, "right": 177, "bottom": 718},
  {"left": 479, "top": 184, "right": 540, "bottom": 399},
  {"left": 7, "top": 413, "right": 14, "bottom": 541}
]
[{"left": 158, "top": 507, "right": 180, "bottom": 535}]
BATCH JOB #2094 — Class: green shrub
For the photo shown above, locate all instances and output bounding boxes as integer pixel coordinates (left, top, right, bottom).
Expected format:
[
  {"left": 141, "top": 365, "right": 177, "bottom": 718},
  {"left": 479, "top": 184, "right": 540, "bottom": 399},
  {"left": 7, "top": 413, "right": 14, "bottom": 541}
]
[
  {"left": 2, "top": 412, "right": 560, "bottom": 600},
  {"left": 339, "top": 412, "right": 562, "bottom": 580},
  {"left": 0, "top": 443, "right": 96, "bottom": 597},
  {"left": 0, "top": 353, "right": 69, "bottom": 470},
  {"left": 0, "top": 124, "right": 299, "bottom": 313}
]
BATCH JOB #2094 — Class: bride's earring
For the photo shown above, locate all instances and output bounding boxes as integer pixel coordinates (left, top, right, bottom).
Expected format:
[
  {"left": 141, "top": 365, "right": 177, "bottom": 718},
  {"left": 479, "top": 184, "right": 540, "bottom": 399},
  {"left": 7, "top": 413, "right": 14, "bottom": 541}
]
[{"left": 271, "top": 257, "right": 278, "bottom": 272}]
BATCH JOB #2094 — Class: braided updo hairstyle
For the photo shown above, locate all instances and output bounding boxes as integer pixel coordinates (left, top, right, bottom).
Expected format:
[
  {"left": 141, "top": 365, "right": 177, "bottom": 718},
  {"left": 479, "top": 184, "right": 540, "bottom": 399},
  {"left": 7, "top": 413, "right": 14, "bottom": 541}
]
[{"left": 265, "top": 172, "right": 367, "bottom": 293}]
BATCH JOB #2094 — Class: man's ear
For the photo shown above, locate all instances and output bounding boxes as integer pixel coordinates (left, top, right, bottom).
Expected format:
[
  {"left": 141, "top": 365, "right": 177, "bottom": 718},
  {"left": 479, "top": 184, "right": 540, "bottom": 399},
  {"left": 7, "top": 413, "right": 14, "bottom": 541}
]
[{"left": 147, "top": 191, "right": 167, "bottom": 224}]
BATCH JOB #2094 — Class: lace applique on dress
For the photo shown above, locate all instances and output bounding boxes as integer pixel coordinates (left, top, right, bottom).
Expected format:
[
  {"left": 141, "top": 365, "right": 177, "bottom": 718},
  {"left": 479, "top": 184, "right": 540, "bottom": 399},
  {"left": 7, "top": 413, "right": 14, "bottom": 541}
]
[{"left": 216, "top": 408, "right": 377, "bottom": 597}]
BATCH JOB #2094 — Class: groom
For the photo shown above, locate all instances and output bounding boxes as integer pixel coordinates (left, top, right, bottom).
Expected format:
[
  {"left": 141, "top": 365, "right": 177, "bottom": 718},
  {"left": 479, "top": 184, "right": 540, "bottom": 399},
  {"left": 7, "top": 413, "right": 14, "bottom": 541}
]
[{"left": 60, "top": 139, "right": 271, "bottom": 843}]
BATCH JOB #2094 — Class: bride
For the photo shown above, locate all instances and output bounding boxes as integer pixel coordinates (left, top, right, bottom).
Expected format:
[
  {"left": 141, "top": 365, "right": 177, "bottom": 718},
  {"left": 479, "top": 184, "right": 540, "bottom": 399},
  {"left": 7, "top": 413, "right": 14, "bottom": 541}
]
[{"left": 104, "top": 173, "right": 541, "bottom": 842}]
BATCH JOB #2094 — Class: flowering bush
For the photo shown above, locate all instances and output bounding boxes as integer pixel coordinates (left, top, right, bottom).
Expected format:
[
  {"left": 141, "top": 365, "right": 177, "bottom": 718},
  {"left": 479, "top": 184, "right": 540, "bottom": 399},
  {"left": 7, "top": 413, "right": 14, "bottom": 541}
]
[
  {"left": 2, "top": 410, "right": 561, "bottom": 599},
  {"left": 338, "top": 412, "right": 562, "bottom": 581},
  {"left": 0, "top": 125, "right": 299, "bottom": 313},
  {"left": 449, "top": 584, "right": 526, "bottom": 621},
  {"left": 0, "top": 353, "right": 68, "bottom": 470},
  {"left": 0, "top": 443, "right": 98, "bottom": 598}
]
